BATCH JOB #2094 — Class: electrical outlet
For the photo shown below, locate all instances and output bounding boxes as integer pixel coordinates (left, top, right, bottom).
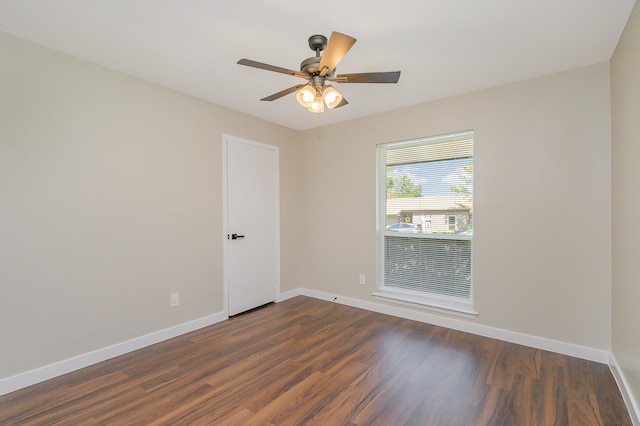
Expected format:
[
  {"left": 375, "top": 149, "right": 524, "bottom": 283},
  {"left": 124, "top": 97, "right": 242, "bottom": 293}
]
[
  {"left": 170, "top": 292, "right": 179, "bottom": 307},
  {"left": 359, "top": 274, "right": 366, "bottom": 286}
]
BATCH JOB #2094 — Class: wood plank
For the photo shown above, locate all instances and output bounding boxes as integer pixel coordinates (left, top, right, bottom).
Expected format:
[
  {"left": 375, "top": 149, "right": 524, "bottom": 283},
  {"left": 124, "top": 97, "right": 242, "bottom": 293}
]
[{"left": 0, "top": 296, "right": 632, "bottom": 425}]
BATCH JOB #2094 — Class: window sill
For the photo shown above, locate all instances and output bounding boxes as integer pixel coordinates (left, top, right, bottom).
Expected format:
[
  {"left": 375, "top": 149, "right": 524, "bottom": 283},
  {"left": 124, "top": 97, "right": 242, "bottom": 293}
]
[{"left": 373, "top": 290, "right": 478, "bottom": 319}]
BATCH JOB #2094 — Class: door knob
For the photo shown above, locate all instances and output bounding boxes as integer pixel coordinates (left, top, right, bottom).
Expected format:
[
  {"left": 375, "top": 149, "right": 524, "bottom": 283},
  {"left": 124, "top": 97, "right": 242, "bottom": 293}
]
[{"left": 231, "top": 233, "right": 245, "bottom": 240}]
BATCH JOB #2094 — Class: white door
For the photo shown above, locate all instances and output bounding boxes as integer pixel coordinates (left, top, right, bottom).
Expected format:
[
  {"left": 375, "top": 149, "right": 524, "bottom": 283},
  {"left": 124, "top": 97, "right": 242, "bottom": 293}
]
[{"left": 224, "top": 135, "right": 279, "bottom": 316}]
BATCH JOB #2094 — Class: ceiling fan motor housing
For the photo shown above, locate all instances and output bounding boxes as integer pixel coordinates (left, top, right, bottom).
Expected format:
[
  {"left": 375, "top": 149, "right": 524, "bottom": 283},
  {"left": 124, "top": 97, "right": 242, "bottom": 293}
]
[
  {"left": 300, "top": 59, "right": 335, "bottom": 86},
  {"left": 300, "top": 56, "right": 321, "bottom": 75}
]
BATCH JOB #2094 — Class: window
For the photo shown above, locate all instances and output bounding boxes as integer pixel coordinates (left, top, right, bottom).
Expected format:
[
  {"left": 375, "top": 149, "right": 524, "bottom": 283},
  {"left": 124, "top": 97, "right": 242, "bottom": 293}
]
[
  {"left": 448, "top": 215, "right": 456, "bottom": 232},
  {"left": 375, "top": 131, "right": 475, "bottom": 316}
]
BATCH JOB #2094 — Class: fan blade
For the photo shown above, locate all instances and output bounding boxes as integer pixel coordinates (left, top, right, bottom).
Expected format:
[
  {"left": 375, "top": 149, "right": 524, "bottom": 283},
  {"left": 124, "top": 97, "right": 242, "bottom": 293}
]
[
  {"left": 238, "top": 58, "right": 308, "bottom": 79},
  {"left": 334, "top": 97, "right": 349, "bottom": 109},
  {"left": 318, "top": 32, "right": 356, "bottom": 77},
  {"left": 260, "top": 84, "right": 307, "bottom": 101},
  {"left": 335, "top": 71, "right": 401, "bottom": 84}
]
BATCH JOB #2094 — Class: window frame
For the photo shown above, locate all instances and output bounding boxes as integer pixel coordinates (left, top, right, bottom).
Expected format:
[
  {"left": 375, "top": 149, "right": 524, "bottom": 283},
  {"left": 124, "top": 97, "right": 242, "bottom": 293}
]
[{"left": 374, "top": 131, "right": 477, "bottom": 317}]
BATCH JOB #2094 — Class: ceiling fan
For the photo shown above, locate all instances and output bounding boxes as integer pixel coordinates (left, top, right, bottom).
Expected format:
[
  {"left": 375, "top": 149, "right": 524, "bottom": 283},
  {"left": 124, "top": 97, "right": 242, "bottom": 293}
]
[{"left": 237, "top": 31, "right": 401, "bottom": 113}]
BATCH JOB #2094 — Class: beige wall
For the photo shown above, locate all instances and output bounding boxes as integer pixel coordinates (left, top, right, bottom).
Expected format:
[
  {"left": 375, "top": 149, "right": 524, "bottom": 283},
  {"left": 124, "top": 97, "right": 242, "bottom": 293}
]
[
  {"left": 0, "top": 24, "right": 625, "bottom": 391},
  {"left": 611, "top": 0, "right": 640, "bottom": 412},
  {"left": 300, "top": 62, "right": 612, "bottom": 350},
  {"left": 0, "top": 32, "right": 300, "bottom": 378}
]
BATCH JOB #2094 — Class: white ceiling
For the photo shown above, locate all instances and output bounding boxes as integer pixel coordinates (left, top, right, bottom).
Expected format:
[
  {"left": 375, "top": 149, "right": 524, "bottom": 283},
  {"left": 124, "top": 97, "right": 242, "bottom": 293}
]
[{"left": 0, "top": 1, "right": 635, "bottom": 131}]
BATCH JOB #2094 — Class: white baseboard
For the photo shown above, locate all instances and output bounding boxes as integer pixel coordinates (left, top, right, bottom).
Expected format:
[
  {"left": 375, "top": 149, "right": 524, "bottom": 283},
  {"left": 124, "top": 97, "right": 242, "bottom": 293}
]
[
  {"left": 2, "top": 287, "right": 631, "bottom": 416},
  {"left": 610, "top": 353, "right": 640, "bottom": 425},
  {"left": 301, "top": 289, "right": 639, "bottom": 422},
  {"left": 0, "top": 311, "right": 227, "bottom": 397},
  {"left": 277, "top": 288, "right": 302, "bottom": 302},
  {"left": 1, "top": 289, "right": 305, "bottom": 396},
  {"left": 299, "top": 288, "right": 610, "bottom": 364}
]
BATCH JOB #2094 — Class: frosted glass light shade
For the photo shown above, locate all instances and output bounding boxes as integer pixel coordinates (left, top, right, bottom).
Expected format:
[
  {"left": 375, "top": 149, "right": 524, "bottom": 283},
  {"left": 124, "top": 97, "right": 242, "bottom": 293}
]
[
  {"left": 296, "top": 85, "right": 316, "bottom": 108},
  {"left": 323, "top": 85, "right": 342, "bottom": 109},
  {"left": 308, "top": 95, "right": 325, "bottom": 113}
]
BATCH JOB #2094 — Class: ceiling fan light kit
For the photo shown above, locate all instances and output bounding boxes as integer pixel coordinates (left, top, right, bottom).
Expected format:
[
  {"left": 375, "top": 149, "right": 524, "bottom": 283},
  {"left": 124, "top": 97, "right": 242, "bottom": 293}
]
[{"left": 237, "top": 31, "right": 400, "bottom": 114}]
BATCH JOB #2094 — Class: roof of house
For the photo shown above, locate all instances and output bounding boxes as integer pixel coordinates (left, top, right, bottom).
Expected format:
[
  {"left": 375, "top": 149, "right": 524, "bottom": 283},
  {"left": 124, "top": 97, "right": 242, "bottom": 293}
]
[{"left": 386, "top": 196, "right": 471, "bottom": 215}]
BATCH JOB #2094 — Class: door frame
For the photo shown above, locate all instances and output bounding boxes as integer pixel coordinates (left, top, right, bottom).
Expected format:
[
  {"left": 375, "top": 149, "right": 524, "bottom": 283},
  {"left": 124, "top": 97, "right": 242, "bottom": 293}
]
[{"left": 222, "top": 134, "right": 280, "bottom": 317}]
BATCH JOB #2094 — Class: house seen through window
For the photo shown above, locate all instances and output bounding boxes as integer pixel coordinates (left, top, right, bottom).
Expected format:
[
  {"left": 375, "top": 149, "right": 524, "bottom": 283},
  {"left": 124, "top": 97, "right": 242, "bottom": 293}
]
[{"left": 375, "top": 131, "right": 475, "bottom": 315}]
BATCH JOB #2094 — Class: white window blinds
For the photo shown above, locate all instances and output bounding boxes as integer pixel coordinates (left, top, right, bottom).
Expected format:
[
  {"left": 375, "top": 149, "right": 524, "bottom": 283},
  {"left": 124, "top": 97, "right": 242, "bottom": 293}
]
[{"left": 377, "top": 131, "right": 474, "bottom": 307}]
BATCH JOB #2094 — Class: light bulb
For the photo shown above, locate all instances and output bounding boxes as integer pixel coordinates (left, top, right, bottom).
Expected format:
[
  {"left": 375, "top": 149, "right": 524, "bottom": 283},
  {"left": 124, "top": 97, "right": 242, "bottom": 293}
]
[
  {"left": 323, "top": 85, "right": 343, "bottom": 109},
  {"left": 308, "top": 95, "right": 325, "bottom": 113},
  {"left": 301, "top": 91, "right": 314, "bottom": 103},
  {"left": 296, "top": 85, "right": 316, "bottom": 108}
]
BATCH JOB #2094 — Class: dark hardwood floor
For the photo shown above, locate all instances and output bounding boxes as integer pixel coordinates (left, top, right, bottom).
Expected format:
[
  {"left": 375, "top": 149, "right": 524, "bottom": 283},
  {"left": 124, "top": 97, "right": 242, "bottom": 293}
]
[{"left": 0, "top": 296, "right": 632, "bottom": 425}]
